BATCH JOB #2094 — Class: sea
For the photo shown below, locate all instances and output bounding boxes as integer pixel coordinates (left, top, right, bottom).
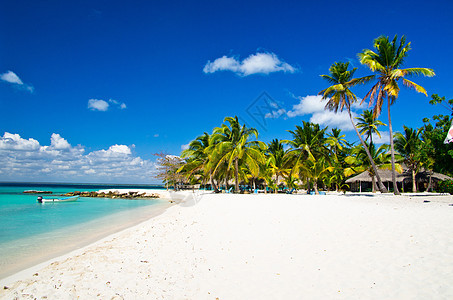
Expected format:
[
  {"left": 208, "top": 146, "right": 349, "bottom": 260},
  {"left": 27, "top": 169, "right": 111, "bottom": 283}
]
[{"left": 0, "top": 182, "right": 170, "bottom": 280}]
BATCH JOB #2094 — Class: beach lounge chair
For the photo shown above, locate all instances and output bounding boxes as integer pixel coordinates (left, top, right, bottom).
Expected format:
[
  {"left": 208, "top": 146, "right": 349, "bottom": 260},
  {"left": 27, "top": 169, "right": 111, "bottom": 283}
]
[{"left": 286, "top": 188, "right": 295, "bottom": 194}]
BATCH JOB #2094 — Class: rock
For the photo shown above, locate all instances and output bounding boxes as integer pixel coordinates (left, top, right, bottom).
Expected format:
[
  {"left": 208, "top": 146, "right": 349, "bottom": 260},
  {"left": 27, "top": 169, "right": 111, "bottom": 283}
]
[{"left": 23, "top": 190, "right": 53, "bottom": 194}]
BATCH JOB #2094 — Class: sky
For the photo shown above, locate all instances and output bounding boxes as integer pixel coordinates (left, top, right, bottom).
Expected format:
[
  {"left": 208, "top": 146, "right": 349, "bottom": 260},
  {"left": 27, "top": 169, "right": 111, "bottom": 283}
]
[{"left": 1, "top": 0, "right": 453, "bottom": 184}]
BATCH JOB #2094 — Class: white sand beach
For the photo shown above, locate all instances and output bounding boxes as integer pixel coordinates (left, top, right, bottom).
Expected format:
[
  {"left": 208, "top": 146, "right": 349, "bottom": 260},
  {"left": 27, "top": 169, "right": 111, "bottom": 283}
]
[{"left": 1, "top": 192, "right": 453, "bottom": 299}]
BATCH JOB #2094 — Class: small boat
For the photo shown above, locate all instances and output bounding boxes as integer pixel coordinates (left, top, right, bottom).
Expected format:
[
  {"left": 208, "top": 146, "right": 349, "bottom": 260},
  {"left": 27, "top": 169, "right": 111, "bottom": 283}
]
[{"left": 37, "top": 195, "right": 79, "bottom": 203}]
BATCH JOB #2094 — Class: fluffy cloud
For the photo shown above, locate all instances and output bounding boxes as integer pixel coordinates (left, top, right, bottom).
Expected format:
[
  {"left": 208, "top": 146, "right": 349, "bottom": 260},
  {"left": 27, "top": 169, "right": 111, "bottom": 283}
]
[
  {"left": 50, "top": 133, "right": 71, "bottom": 150},
  {"left": 0, "top": 132, "right": 159, "bottom": 183},
  {"left": 88, "top": 99, "right": 109, "bottom": 111},
  {"left": 88, "top": 99, "right": 127, "bottom": 111},
  {"left": 181, "top": 143, "right": 190, "bottom": 151},
  {"left": 203, "top": 52, "right": 296, "bottom": 76},
  {"left": 286, "top": 95, "right": 360, "bottom": 131},
  {"left": 0, "top": 70, "right": 34, "bottom": 92},
  {"left": 1, "top": 71, "right": 23, "bottom": 84},
  {"left": 0, "top": 132, "right": 40, "bottom": 150}
]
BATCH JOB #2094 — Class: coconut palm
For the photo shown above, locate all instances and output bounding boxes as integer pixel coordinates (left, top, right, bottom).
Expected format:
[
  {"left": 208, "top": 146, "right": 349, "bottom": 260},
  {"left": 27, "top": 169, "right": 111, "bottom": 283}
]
[
  {"left": 358, "top": 35, "right": 435, "bottom": 194},
  {"left": 179, "top": 132, "right": 219, "bottom": 192},
  {"left": 299, "top": 156, "right": 333, "bottom": 194},
  {"left": 356, "top": 110, "right": 386, "bottom": 145},
  {"left": 319, "top": 61, "right": 388, "bottom": 193},
  {"left": 284, "top": 121, "right": 331, "bottom": 194},
  {"left": 266, "top": 139, "right": 289, "bottom": 193},
  {"left": 209, "top": 116, "right": 266, "bottom": 192},
  {"left": 326, "top": 128, "right": 348, "bottom": 156},
  {"left": 394, "top": 126, "right": 423, "bottom": 192}
]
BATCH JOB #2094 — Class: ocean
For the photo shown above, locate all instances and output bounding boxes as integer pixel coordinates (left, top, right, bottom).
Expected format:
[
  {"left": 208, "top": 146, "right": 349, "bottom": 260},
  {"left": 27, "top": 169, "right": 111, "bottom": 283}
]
[{"left": 0, "top": 182, "right": 170, "bottom": 279}]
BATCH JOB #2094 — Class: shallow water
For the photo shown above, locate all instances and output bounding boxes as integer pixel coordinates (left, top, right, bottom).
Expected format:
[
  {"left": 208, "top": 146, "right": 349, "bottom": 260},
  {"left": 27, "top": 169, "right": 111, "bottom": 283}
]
[{"left": 0, "top": 183, "right": 170, "bottom": 279}]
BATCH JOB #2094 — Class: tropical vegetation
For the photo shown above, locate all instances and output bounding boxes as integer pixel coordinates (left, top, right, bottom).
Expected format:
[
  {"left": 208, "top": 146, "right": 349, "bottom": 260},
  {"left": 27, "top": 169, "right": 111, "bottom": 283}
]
[{"left": 155, "top": 35, "right": 453, "bottom": 194}]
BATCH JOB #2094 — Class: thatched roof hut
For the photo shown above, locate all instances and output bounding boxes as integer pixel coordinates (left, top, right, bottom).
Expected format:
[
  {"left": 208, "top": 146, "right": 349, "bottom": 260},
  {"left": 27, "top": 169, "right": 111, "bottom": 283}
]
[{"left": 346, "top": 167, "right": 452, "bottom": 192}]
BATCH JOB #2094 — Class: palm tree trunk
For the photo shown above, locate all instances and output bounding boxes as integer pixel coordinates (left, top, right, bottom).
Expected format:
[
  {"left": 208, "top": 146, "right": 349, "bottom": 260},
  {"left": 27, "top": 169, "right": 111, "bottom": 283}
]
[
  {"left": 348, "top": 108, "right": 388, "bottom": 193},
  {"left": 313, "top": 180, "right": 319, "bottom": 195},
  {"left": 372, "top": 175, "right": 376, "bottom": 193},
  {"left": 387, "top": 98, "right": 400, "bottom": 195},
  {"left": 412, "top": 169, "right": 417, "bottom": 192},
  {"left": 427, "top": 171, "right": 433, "bottom": 192},
  {"left": 234, "top": 158, "right": 239, "bottom": 193},
  {"left": 275, "top": 174, "right": 279, "bottom": 194},
  {"left": 210, "top": 172, "right": 218, "bottom": 193}
]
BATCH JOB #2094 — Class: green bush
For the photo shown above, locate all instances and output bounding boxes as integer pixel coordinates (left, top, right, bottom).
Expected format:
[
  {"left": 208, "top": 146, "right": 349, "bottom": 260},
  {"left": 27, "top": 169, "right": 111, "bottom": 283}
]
[{"left": 437, "top": 180, "right": 453, "bottom": 194}]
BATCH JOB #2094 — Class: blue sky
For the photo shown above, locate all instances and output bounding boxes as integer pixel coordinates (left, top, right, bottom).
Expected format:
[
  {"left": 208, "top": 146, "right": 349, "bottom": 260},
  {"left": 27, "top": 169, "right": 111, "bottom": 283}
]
[{"left": 1, "top": 0, "right": 452, "bottom": 183}]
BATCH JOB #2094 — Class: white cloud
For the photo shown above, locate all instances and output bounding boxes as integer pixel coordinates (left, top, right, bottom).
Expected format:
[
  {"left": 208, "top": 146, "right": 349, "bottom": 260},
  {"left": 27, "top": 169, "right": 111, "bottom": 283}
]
[
  {"left": 0, "top": 132, "right": 40, "bottom": 150},
  {"left": 153, "top": 134, "right": 159, "bottom": 138},
  {"left": 1, "top": 71, "right": 23, "bottom": 84},
  {"left": 372, "top": 131, "right": 390, "bottom": 145},
  {"left": 181, "top": 143, "right": 190, "bottom": 150},
  {"left": 88, "top": 99, "right": 127, "bottom": 111},
  {"left": 109, "top": 99, "right": 127, "bottom": 109},
  {"left": 88, "top": 99, "right": 109, "bottom": 111},
  {"left": 265, "top": 108, "right": 286, "bottom": 119},
  {"left": 286, "top": 95, "right": 358, "bottom": 131},
  {"left": 203, "top": 52, "right": 296, "bottom": 76},
  {"left": 50, "top": 133, "right": 71, "bottom": 150},
  {"left": 0, "top": 132, "right": 160, "bottom": 183},
  {"left": 0, "top": 70, "right": 34, "bottom": 92}
]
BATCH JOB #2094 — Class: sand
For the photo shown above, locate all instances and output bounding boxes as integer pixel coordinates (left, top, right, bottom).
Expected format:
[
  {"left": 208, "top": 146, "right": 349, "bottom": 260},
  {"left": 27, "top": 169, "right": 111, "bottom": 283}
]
[{"left": 1, "top": 191, "right": 453, "bottom": 299}]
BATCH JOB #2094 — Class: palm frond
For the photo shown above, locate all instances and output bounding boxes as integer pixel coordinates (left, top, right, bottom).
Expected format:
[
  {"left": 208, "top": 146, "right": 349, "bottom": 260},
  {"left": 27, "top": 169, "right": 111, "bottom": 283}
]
[{"left": 402, "top": 79, "right": 428, "bottom": 96}]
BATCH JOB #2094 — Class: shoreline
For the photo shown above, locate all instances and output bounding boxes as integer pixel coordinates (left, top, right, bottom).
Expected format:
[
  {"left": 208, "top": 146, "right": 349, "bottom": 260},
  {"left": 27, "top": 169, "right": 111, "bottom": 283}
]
[
  {"left": 1, "top": 192, "right": 453, "bottom": 299},
  {"left": 0, "top": 198, "right": 172, "bottom": 281}
]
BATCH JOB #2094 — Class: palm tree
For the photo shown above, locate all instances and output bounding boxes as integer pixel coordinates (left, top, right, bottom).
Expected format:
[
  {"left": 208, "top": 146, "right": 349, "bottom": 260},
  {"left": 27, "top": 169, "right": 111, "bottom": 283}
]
[
  {"left": 319, "top": 61, "right": 388, "bottom": 193},
  {"left": 358, "top": 35, "right": 435, "bottom": 194},
  {"left": 326, "top": 128, "right": 348, "bottom": 156},
  {"left": 266, "top": 139, "right": 289, "bottom": 193},
  {"left": 394, "top": 126, "right": 422, "bottom": 192},
  {"left": 356, "top": 110, "right": 386, "bottom": 145},
  {"left": 179, "top": 132, "right": 219, "bottom": 192},
  {"left": 209, "top": 116, "right": 266, "bottom": 192},
  {"left": 300, "top": 156, "right": 333, "bottom": 194},
  {"left": 326, "top": 128, "right": 351, "bottom": 191},
  {"left": 284, "top": 121, "right": 330, "bottom": 194}
]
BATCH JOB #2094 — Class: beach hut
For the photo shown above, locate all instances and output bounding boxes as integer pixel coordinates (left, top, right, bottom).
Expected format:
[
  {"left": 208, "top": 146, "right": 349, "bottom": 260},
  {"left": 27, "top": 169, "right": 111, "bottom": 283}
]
[{"left": 345, "top": 167, "right": 452, "bottom": 192}]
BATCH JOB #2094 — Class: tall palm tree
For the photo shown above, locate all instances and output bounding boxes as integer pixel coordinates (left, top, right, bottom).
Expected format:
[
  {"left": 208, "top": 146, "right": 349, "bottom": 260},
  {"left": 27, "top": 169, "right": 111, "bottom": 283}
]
[
  {"left": 266, "top": 139, "right": 289, "bottom": 193},
  {"left": 355, "top": 110, "right": 386, "bottom": 145},
  {"left": 284, "top": 121, "right": 330, "bottom": 194},
  {"left": 326, "top": 128, "right": 348, "bottom": 156},
  {"left": 358, "top": 35, "right": 435, "bottom": 194},
  {"left": 319, "top": 61, "right": 388, "bottom": 193},
  {"left": 394, "top": 126, "right": 422, "bottom": 192},
  {"left": 179, "top": 132, "right": 219, "bottom": 192},
  {"left": 209, "top": 116, "right": 266, "bottom": 192}
]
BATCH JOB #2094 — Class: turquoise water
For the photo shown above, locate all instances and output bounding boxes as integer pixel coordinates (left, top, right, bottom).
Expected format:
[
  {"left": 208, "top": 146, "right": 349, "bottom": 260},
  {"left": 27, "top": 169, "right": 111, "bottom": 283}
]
[{"left": 0, "top": 183, "right": 170, "bottom": 279}]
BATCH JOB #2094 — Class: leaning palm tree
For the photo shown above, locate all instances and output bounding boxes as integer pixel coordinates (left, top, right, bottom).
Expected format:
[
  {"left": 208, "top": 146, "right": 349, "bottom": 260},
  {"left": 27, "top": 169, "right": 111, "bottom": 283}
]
[
  {"left": 356, "top": 110, "right": 386, "bottom": 145},
  {"left": 358, "top": 35, "right": 435, "bottom": 194},
  {"left": 345, "top": 143, "right": 402, "bottom": 193},
  {"left": 319, "top": 61, "right": 388, "bottom": 193},
  {"left": 209, "top": 116, "right": 266, "bottom": 192},
  {"left": 394, "top": 126, "right": 423, "bottom": 192}
]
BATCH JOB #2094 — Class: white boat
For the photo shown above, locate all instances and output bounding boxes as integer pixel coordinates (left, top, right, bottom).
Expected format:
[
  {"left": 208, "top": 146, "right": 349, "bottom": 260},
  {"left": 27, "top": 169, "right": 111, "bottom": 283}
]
[{"left": 37, "top": 195, "right": 79, "bottom": 203}]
